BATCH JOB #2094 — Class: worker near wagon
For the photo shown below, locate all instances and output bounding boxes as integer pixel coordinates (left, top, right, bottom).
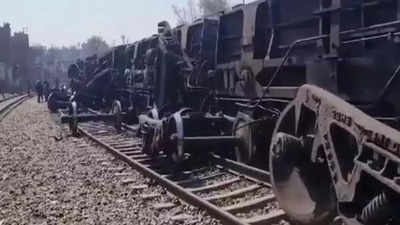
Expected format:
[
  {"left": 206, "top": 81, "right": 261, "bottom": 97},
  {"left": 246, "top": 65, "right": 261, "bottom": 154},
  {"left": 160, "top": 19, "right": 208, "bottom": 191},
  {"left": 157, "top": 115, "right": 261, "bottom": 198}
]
[
  {"left": 42, "top": 80, "right": 50, "bottom": 102},
  {"left": 0, "top": 82, "right": 4, "bottom": 99},
  {"left": 35, "top": 80, "right": 43, "bottom": 103}
]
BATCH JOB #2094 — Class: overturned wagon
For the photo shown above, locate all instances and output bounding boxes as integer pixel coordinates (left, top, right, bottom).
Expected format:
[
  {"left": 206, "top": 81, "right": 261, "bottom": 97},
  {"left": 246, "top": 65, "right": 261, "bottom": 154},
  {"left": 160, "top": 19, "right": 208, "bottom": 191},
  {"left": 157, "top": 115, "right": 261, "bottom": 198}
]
[
  {"left": 255, "top": 0, "right": 400, "bottom": 224},
  {"left": 139, "top": 1, "right": 400, "bottom": 224},
  {"left": 60, "top": 44, "right": 136, "bottom": 135},
  {"left": 60, "top": 0, "right": 400, "bottom": 224}
]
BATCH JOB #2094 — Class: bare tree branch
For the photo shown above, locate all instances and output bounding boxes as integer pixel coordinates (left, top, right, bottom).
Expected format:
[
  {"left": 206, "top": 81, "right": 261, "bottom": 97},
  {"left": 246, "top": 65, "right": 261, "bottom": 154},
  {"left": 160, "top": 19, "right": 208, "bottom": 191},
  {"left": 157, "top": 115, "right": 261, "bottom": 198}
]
[
  {"left": 198, "top": 0, "right": 229, "bottom": 16},
  {"left": 172, "top": 4, "right": 188, "bottom": 25},
  {"left": 172, "top": 0, "right": 201, "bottom": 25}
]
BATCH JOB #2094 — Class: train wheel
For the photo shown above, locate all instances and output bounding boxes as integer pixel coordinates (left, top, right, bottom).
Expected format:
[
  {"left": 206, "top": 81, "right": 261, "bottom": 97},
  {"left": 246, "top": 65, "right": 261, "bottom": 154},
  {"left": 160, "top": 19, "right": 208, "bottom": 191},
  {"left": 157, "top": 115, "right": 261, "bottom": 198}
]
[
  {"left": 141, "top": 109, "right": 159, "bottom": 156},
  {"left": 233, "top": 119, "right": 253, "bottom": 163},
  {"left": 111, "top": 100, "right": 122, "bottom": 131},
  {"left": 69, "top": 101, "right": 78, "bottom": 137},
  {"left": 269, "top": 101, "right": 337, "bottom": 225},
  {"left": 166, "top": 110, "right": 190, "bottom": 164}
]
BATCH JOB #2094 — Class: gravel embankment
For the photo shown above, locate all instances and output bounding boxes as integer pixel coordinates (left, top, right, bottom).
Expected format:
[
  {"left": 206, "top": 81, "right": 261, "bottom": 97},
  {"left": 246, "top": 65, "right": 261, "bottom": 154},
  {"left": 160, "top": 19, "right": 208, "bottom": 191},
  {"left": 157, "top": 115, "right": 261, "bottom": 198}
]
[{"left": 0, "top": 99, "right": 220, "bottom": 225}]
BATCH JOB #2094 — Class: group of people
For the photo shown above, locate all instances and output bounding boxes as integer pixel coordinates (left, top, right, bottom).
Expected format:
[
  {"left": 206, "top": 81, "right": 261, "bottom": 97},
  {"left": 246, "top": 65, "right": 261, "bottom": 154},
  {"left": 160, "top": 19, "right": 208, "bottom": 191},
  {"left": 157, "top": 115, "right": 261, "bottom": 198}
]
[{"left": 35, "top": 80, "right": 50, "bottom": 103}]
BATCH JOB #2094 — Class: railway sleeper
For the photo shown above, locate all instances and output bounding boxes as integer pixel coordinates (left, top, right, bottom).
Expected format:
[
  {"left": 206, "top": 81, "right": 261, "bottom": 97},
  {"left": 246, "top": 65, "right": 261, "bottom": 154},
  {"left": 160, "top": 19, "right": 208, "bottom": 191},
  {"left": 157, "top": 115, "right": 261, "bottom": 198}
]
[{"left": 222, "top": 194, "right": 276, "bottom": 214}]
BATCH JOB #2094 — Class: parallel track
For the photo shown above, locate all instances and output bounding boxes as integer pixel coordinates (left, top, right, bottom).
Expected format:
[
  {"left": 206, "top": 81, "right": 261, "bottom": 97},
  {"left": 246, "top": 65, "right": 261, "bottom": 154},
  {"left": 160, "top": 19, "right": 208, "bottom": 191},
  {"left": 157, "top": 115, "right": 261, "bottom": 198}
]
[
  {"left": 77, "top": 121, "right": 288, "bottom": 225},
  {"left": 0, "top": 94, "right": 18, "bottom": 103},
  {"left": 0, "top": 95, "right": 30, "bottom": 122}
]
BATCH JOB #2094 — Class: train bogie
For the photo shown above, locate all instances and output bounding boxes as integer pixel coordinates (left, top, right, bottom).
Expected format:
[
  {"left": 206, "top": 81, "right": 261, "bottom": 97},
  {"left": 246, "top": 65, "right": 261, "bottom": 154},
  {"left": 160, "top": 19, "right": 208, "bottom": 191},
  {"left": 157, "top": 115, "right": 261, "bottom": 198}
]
[{"left": 270, "top": 84, "right": 400, "bottom": 225}]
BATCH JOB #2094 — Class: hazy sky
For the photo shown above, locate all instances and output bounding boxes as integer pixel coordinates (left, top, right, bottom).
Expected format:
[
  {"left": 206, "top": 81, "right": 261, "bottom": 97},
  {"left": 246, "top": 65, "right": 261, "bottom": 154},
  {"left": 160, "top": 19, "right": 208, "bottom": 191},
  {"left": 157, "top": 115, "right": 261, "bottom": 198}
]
[{"left": 1, "top": 0, "right": 248, "bottom": 47}]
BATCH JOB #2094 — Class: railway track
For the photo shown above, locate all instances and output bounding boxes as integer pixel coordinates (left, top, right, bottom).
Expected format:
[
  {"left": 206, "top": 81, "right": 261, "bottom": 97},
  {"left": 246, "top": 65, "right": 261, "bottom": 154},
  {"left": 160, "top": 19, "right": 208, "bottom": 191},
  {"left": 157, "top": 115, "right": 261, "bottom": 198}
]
[
  {"left": 0, "top": 94, "right": 30, "bottom": 122},
  {"left": 0, "top": 94, "right": 18, "bottom": 103},
  {"left": 77, "top": 121, "right": 288, "bottom": 225}
]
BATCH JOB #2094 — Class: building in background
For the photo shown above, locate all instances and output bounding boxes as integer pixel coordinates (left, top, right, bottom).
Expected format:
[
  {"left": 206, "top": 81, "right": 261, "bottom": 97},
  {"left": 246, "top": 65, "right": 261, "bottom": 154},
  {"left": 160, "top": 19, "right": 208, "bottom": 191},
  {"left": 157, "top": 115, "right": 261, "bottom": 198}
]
[
  {"left": 11, "top": 31, "right": 30, "bottom": 90},
  {"left": 33, "top": 52, "right": 70, "bottom": 89},
  {"left": 0, "top": 22, "right": 33, "bottom": 93},
  {"left": 0, "top": 23, "right": 12, "bottom": 92}
]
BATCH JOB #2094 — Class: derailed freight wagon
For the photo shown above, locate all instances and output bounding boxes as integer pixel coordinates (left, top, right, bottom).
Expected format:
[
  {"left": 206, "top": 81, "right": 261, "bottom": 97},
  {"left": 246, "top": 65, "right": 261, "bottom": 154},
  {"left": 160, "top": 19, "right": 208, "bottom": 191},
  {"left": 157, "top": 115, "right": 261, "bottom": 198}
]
[
  {"left": 149, "top": 0, "right": 400, "bottom": 224},
  {"left": 236, "top": 0, "right": 400, "bottom": 224},
  {"left": 203, "top": 0, "right": 400, "bottom": 224},
  {"left": 58, "top": 44, "right": 137, "bottom": 135},
  {"left": 59, "top": 0, "right": 400, "bottom": 223},
  {"left": 137, "top": 20, "right": 227, "bottom": 158}
]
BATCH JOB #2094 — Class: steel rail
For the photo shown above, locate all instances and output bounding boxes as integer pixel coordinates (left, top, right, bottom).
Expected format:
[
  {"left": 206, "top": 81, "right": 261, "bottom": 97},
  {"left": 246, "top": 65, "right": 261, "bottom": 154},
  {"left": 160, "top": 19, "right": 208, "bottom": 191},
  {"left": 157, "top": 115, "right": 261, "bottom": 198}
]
[
  {"left": 0, "top": 95, "right": 30, "bottom": 122},
  {"left": 210, "top": 153, "right": 271, "bottom": 186},
  {"left": 0, "top": 94, "right": 20, "bottom": 103},
  {"left": 79, "top": 125, "right": 250, "bottom": 225},
  {"left": 78, "top": 121, "right": 288, "bottom": 225}
]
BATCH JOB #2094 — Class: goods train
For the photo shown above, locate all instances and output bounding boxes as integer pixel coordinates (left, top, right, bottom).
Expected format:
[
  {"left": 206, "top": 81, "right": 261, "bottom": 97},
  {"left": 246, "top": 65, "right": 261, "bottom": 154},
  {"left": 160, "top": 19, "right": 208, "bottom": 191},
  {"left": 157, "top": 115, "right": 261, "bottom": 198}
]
[{"left": 55, "top": 0, "right": 400, "bottom": 224}]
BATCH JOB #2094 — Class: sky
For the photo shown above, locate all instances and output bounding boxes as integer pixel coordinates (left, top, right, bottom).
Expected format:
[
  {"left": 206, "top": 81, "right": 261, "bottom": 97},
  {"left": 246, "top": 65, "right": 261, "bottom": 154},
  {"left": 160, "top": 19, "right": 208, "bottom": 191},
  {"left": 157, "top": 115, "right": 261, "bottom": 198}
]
[{"left": 0, "top": 0, "right": 250, "bottom": 47}]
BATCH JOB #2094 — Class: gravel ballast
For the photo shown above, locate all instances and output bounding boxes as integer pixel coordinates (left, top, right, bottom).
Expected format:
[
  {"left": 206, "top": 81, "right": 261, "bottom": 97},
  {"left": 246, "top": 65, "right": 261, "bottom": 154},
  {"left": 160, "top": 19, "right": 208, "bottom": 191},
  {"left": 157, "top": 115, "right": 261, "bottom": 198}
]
[{"left": 0, "top": 99, "right": 220, "bottom": 225}]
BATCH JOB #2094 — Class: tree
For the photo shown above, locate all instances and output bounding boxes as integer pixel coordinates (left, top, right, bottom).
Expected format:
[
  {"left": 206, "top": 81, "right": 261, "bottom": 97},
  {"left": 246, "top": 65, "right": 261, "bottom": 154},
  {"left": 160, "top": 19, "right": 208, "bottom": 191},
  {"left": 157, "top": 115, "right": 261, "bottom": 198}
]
[
  {"left": 172, "top": 0, "right": 229, "bottom": 25},
  {"left": 46, "top": 47, "right": 62, "bottom": 65},
  {"left": 26, "top": 36, "right": 109, "bottom": 89},
  {"left": 30, "top": 45, "right": 46, "bottom": 60},
  {"left": 60, "top": 46, "right": 80, "bottom": 62},
  {"left": 198, "top": 0, "right": 229, "bottom": 16},
  {"left": 172, "top": 0, "right": 199, "bottom": 25},
  {"left": 81, "top": 36, "right": 109, "bottom": 58},
  {"left": 172, "top": 0, "right": 230, "bottom": 25}
]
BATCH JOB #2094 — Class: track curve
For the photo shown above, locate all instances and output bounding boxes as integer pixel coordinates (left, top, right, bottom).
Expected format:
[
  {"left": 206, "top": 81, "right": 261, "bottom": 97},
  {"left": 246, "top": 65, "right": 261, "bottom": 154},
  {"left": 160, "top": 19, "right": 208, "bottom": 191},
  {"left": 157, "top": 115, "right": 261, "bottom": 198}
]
[{"left": 0, "top": 94, "right": 30, "bottom": 122}]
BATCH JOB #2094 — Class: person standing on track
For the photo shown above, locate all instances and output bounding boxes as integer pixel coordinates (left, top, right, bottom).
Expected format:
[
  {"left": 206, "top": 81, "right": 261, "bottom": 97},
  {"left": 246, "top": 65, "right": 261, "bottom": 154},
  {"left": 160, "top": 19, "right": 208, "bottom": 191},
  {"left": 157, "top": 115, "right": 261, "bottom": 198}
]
[
  {"left": 35, "top": 80, "right": 43, "bottom": 103},
  {"left": 0, "top": 84, "right": 4, "bottom": 99},
  {"left": 43, "top": 80, "right": 50, "bottom": 102}
]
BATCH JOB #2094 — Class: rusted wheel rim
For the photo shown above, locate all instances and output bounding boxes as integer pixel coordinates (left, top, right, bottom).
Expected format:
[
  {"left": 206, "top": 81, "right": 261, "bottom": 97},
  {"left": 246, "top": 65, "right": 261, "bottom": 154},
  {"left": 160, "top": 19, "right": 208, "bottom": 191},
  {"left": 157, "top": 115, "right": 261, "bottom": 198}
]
[
  {"left": 269, "top": 102, "right": 337, "bottom": 225},
  {"left": 166, "top": 110, "right": 189, "bottom": 164}
]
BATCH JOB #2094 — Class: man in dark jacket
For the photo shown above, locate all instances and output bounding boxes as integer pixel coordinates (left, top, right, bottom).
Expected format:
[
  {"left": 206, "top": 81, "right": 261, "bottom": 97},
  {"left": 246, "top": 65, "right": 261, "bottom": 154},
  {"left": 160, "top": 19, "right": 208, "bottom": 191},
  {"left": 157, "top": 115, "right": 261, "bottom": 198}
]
[
  {"left": 35, "top": 80, "right": 43, "bottom": 103},
  {"left": 43, "top": 80, "right": 50, "bottom": 102},
  {"left": 0, "top": 81, "right": 5, "bottom": 99}
]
